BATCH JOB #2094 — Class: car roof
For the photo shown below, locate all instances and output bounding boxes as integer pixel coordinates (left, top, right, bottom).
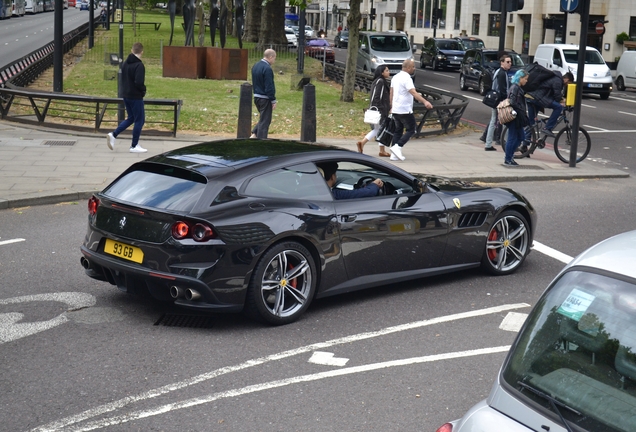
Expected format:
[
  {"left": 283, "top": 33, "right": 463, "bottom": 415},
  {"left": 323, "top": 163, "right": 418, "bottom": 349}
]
[
  {"left": 565, "top": 230, "right": 636, "bottom": 280},
  {"left": 143, "top": 139, "right": 359, "bottom": 179}
]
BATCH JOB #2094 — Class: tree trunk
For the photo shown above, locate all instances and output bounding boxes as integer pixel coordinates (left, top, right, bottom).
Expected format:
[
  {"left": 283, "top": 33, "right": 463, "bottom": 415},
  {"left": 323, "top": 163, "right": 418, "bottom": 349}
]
[
  {"left": 258, "top": 0, "right": 286, "bottom": 48},
  {"left": 341, "top": 0, "right": 362, "bottom": 102},
  {"left": 244, "top": 0, "right": 260, "bottom": 42}
]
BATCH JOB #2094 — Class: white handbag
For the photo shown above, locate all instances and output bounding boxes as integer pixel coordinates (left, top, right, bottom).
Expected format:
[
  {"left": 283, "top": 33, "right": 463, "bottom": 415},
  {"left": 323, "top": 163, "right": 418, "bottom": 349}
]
[{"left": 364, "top": 107, "right": 382, "bottom": 125}]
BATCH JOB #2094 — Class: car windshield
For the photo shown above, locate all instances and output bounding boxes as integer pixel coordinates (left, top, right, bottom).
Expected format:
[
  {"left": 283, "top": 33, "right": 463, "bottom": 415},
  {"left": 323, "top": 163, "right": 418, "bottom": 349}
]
[
  {"left": 369, "top": 35, "right": 410, "bottom": 52},
  {"left": 308, "top": 39, "right": 329, "bottom": 47},
  {"left": 484, "top": 52, "right": 500, "bottom": 67},
  {"left": 340, "top": 31, "right": 349, "bottom": 37},
  {"left": 460, "top": 39, "right": 484, "bottom": 49},
  {"left": 502, "top": 269, "right": 636, "bottom": 432},
  {"left": 102, "top": 165, "right": 207, "bottom": 212},
  {"left": 437, "top": 40, "right": 462, "bottom": 50},
  {"left": 563, "top": 49, "right": 606, "bottom": 65}
]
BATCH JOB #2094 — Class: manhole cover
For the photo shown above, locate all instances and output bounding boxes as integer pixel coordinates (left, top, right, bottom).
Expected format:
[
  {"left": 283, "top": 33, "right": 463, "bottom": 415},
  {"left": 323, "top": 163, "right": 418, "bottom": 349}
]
[
  {"left": 43, "top": 140, "right": 76, "bottom": 146},
  {"left": 154, "top": 313, "right": 214, "bottom": 328}
]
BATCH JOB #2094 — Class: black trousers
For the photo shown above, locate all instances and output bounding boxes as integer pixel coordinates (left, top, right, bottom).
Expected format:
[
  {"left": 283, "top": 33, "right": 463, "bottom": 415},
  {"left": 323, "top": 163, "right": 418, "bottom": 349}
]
[{"left": 252, "top": 97, "right": 273, "bottom": 139}]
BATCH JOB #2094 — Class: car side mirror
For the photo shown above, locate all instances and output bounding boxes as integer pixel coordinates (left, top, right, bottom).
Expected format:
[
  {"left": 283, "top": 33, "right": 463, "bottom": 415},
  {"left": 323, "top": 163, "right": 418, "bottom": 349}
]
[{"left": 360, "top": 43, "right": 367, "bottom": 51}]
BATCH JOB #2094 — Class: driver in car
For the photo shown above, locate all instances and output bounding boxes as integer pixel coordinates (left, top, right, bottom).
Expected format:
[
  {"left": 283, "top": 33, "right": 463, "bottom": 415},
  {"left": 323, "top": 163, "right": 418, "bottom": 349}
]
[{"left": 319, "top": 162, "right": 383, "bottom": 200}]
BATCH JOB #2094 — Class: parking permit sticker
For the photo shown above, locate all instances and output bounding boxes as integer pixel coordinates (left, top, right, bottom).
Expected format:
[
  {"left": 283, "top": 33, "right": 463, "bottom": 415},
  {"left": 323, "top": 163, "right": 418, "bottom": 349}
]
[{"left": 557, "top": 289, "right": 595, "bottom": 322}]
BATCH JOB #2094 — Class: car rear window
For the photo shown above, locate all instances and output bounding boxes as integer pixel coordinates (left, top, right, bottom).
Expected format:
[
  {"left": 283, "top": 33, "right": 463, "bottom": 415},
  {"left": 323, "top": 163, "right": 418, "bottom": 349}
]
[
  {"left": 102, "top": 164, "right": 207, "bottom": 212},
  {"left": 370, "top": 35, "right": 410, "bottom": 52}
]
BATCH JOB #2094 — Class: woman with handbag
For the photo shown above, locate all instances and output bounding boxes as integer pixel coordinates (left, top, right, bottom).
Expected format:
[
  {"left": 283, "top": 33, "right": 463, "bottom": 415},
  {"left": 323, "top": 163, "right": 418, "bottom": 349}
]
[
  {"left": 356, "top": 65, "right": 391, "bottom": 156},
  {"left": 503, "top": 69, "right": 530, "bottom": 166}
]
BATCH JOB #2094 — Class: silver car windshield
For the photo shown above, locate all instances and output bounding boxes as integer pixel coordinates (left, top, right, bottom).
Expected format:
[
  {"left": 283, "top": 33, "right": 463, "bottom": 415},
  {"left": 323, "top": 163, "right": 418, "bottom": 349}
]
[{"left": 502, "top": 270, "right": 636, "bottom": 432}]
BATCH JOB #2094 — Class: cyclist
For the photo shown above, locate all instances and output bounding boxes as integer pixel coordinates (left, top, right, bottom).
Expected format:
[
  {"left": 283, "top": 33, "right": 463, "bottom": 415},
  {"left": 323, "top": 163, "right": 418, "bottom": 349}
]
[{"left": 526, "top": 71, "right": 573, "bottom": 138}]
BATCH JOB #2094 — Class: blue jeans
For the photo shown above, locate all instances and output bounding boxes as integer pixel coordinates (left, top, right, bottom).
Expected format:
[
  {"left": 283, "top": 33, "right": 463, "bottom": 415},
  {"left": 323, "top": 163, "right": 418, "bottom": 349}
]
[
  {"left": 527, "top": 100, "right": 563, "bottom": 131},
  {"left": 505, "top": 122, "right": 523, "bottom": 163},
  {"left": 485, "top": 108, "right": 497, "bottom": 147},
  {"left": 114, "top": 98, "right": 145, "bottom": 148},
  {"left": 392, "top": 113, "right": 416, "bottom": 147}
]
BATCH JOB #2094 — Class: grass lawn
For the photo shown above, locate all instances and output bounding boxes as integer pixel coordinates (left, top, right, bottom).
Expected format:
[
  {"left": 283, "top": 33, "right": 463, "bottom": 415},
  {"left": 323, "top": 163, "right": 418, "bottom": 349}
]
[{"left": 59, "top": 10, "right": 372, "bottom": 139}]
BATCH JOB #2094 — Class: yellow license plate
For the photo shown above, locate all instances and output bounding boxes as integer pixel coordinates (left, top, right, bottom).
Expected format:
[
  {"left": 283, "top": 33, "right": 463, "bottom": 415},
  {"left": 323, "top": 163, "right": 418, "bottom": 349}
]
[{"left": 104, "top": 238, "right": 144, "bottom": 264}]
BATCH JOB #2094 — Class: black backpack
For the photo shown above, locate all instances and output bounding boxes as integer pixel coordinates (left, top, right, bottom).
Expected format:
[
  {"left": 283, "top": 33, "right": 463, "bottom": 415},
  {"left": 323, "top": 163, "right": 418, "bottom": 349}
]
[{"left": 524, "top": 63, "right": 558, "bottom": 93}]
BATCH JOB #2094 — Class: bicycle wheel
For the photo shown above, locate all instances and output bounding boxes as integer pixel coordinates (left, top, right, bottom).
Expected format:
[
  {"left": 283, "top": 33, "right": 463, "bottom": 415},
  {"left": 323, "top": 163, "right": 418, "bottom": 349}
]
[
  {"left": 500, "top": 125, "right": 536, "bottom": 159},
  {"left": 554, "top": 126, "right": 591, "bottom": 163}
]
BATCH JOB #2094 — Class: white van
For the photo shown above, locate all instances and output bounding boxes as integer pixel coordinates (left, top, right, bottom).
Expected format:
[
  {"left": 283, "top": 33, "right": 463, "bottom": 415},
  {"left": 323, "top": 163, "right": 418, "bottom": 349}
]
[
  {"left": 357, "top": 31, "right": 415, "bottom": 75},
  {"left": 533, "top": 43, "right": 612, "bottom": 99},
  {"left": 615, "top": 51, "right": 636, "bottom": 91}
]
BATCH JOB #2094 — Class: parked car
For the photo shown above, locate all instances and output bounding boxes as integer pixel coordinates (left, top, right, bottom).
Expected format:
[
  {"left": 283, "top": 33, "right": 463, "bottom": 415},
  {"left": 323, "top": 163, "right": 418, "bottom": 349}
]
[
  {"left": 80, "top": 139, "right": 536, "bottom": 325},
  {"left": 614, "top": 50, "right": 636, "bottom": 91},
  {"left": 420, "top": 38, "right": 464, "bottom": 70},
  {"left": 334, "top": 30, "right": 349, "bottom": 48},
  {"left": 455, "top": 36, "right": 485, "bottom": 51},
  {"left": 304, "top": 38, "right": 335, "bottom": 63},
  {"left": 533, "top": 43, "right": 612, "bottom": 100},
  {"left": 285, "top": 28, "right": 298, "bottom": 48},
  {"left": 79, "top": 1, "right": 88, "bottom": 10},
  {"left": 437, "top": 229, "right": 636, "bottom": 432},
  {"left": 459, "top": 49, "right": 524, "bottom": 95},
  {"left": 357, "top": 31, "right": 414, "bottom": 75}
]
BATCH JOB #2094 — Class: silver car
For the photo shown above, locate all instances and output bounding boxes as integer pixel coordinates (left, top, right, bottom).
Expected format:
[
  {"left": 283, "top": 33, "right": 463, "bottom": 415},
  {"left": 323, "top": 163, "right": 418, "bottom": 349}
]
[{"left": 438, "top": 230, "right": 636, "bottom": 432}]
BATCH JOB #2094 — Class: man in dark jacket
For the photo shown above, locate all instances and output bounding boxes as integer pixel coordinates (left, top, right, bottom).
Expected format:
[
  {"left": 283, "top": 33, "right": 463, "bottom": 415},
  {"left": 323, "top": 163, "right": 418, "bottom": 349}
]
[
  {"left": 250, "top": 49, "right": 277, "bottom": 139},
  {"left": 483, "top": 54, "right": 512, "bottom": 151},
  {"left": 319, "top": 162, "right": 383, "bottom": 200},
  {"left": 527, "top": 71, "right": 571, "bottom": 137},
  {"left": 107, "top": 42, "right": 147, "bottom": 153}
]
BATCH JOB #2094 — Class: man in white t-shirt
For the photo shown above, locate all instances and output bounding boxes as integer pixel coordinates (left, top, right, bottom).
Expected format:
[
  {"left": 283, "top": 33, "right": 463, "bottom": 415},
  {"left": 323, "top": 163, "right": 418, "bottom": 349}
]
[{"left": 389, "top": 59, "right": 433, "bottom": 161}]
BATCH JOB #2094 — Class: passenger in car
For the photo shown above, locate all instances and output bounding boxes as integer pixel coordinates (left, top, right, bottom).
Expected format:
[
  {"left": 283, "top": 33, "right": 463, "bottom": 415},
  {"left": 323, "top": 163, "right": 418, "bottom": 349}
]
[{"left": 319, "top": 162, "right": 383, "bottom": 200}]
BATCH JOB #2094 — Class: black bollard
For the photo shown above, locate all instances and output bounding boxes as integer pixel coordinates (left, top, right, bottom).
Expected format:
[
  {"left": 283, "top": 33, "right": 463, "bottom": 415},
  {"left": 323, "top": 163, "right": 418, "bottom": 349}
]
[
  {"left": 300, "top": 83, "right": 316, "bottom": 143},
  {"left": 237, "top": 82, "right": 252, "bottom": 138}
]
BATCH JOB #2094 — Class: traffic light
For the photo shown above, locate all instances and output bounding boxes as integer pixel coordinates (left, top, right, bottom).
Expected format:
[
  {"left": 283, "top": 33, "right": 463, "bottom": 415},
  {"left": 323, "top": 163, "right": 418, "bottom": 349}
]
[
  {"left": 370, "top": 8, "right": 376, "bottom": 20},
  {"left": 491, "top": 0, "right": 523, "bottom": 12},
  {"left": 432, "top": 8, "right": 442, "bottom": 25}
]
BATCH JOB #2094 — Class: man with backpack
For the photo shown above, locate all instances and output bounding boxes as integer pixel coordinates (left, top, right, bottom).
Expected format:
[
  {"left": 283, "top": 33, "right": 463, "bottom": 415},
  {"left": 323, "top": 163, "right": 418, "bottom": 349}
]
[
  {"left": 525, "top": 68, "right": 573, "bottom": 137},
  {"left": 483, "top": 54, "right": 512, "bottom": 151}
]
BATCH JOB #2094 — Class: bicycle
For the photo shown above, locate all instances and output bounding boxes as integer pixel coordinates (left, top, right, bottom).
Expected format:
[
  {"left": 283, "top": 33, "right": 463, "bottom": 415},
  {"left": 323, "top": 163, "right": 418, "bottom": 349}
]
[{"left": 499, "top": 106, "right": 591, "bottom": 163}]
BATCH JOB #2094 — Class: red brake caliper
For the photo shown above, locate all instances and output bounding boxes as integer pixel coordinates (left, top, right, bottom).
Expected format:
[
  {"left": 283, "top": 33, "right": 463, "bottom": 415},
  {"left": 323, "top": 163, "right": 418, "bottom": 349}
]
[
  {"left": 487, "top": 229, "right": 499, "bottom": 261},
  {"left": 287, "top": 263, "right": 297, "bottom": 289}
]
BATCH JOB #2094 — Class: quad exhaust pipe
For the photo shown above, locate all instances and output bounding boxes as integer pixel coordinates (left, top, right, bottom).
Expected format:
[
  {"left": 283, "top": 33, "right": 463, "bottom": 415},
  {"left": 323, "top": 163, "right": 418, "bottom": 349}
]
[
  {"left": 80, "top": 257, "right": 91, "bottom": 270},
  {"left": 170, "top": 286, "right": 201, "bottom": 301}
]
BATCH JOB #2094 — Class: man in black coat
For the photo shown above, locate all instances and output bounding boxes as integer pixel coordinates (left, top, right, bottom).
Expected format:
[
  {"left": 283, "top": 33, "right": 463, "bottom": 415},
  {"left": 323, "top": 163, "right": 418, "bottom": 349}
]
[
  {"left": 250, "top": 49, "right": 277, "bottom": 139},
  {"left": 107, "top": 42, "right": 147, "bottom": 153},
  {"left": 527, "top": 71, "right": 572, "bottom": 137}
]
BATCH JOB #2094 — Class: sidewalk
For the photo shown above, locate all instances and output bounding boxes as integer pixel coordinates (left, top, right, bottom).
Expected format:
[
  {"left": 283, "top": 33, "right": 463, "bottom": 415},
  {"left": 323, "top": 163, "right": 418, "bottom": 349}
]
[{"left": 0, "top": 120, "right": 629, "bottom": 209}]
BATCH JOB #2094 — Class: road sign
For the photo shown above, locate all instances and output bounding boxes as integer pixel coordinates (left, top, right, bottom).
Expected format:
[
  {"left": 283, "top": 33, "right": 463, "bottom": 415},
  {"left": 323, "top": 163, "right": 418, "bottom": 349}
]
[
  {"left": 596, "top": 22, "right": 605, "bottom": 35},
  {"left": 560, "top": 0, "right": 579, "bottom": 13}
]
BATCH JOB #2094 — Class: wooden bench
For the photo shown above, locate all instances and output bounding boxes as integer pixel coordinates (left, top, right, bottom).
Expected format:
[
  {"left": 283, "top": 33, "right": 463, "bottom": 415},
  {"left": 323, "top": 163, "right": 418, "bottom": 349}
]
[
  {"left": 0, "top": 86, "right": 182, "bottom": 137},
  {"left": 122, "top": 22, "right": 162, "bottom": 31}
]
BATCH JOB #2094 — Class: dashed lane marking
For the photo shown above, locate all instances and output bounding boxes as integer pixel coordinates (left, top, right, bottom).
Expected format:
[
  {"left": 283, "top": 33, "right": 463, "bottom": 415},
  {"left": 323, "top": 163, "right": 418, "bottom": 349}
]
[
  {"left": 533, "top": 241, "right": 573, "bottom": 264},
  {"left": 0, "top": 238, "right": 25, "bottom": 246},
  {"left": 308, "top": 351, "right": 349, "bottom": 367}
]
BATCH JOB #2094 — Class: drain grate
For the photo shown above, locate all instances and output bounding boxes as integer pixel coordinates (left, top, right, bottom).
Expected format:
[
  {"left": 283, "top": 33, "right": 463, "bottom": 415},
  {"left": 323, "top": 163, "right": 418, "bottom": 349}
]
[
  {"left": 43, "top": 140, "right": 76, "bottom": 146},
  {"left": 154, "top": 313, "right": 215, "bottom": 328}
]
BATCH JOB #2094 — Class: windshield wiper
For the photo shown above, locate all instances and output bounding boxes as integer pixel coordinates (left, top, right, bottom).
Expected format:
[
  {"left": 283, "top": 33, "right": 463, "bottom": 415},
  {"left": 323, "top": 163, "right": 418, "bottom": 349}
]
[{"left": 517, "top": 381, "right": 580, "bottom": 432}]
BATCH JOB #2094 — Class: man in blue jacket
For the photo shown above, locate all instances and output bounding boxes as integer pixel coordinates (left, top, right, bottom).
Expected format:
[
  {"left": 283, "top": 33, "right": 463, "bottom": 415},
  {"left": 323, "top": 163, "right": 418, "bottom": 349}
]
[
  {"left": 107, "top": 42, "right": 147, "bottom": 153},
  {"left": 250, "top": 49, "right": 277, "bottom": 139},
  {"left": 320, "top": 162, "right": 383, "bottom": 200}
]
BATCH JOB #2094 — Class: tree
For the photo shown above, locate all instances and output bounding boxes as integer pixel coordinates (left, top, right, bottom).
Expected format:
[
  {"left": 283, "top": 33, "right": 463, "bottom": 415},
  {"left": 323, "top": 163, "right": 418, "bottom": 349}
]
[
  {"left": 341, "top": 0, "right": 361, "bottom": 102},
  {"left": 244, "top": 0, "right": 262, "bottom": 42},
  {"left": 125, "top": 0, "right": 143, "bottom": 36},
  {"left": 259, "top": 0, "right": 287, "bottom": 47}
]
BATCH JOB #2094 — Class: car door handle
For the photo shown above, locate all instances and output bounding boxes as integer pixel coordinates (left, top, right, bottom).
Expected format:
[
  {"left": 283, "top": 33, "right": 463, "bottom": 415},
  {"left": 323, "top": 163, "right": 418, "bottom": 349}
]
[{"left": 340, "top": 214, "right": 357, "bottom": 223}]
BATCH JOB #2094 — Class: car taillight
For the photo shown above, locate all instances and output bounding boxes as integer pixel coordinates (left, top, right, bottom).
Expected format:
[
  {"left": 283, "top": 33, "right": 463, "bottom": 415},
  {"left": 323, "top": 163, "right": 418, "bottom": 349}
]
[
  {"left": 171, "top": 221, "right": 215, "bottom": 242},
  {"left": 88, "top": 196, "right": 100, "bottom": 216},
  {"left": 435, "top": 423, "right": 453, "bottom": 432}
]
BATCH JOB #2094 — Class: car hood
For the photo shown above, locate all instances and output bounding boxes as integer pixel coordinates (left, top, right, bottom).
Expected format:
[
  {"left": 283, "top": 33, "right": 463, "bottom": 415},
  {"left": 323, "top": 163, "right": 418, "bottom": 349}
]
[
  {"left": 415, "top": 174, "right": 483, "bottom": 192},
  {"left": 439, "top": 49, "right": 464, "bottom": 57}
]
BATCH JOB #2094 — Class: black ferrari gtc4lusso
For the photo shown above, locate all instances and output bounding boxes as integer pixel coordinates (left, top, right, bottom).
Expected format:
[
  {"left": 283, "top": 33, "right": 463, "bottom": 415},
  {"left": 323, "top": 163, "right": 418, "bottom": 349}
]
[{"left": 80, "top": 139, "right": 536, "bottom": 325}]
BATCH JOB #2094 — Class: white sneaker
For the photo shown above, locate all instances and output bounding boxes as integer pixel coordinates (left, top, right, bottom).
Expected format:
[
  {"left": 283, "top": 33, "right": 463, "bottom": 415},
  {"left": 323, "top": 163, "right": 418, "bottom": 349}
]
[
  {"left": 390, "top": 155, "right": 400, "bottom": 161},
  {"left": 129, "top": 145, "right": 148, "bottom": 153},
  {"left": 106, "top": 133, "right": 115, "bottom": 150},
  {"left": 390, "top": 144, "right": 406, "bottom": 161}
]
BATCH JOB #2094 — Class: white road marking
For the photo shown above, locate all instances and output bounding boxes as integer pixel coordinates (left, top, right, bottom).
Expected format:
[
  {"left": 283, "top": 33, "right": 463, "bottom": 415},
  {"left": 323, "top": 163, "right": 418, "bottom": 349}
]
[
  {"left": 308, "top": 351, "right": 349, "bottom": 367},
  {"left": 0, "top": 293, "right": 96, "bottom": 344},
  {"left": 0, "top": 238, "right": 25, "bottom": 246},
  {"left": 31, "top": 303, "right": 529, "bottom": 432},
  {"left": 585, "top": 129, "right": 636, "bottom": 134},
  {"left": 499, "top": 312, "right": 528, "bottom": 332},
  {"left": 611, "top": 96, "right": 636, "bottom": 104},
  {"left": 618, "top": 110, "right": 636, "bottom": 117},
  {"left": 581, "top": 103, "right": 596, "bottom": 108},
  {"left": 60, "top": 346, "right": 513, "bottom": 432},
  {"left": 583, "top": 124, "right": 610, "bottom": 131},
  {"left": 532, "top": 241, "right": 573, "bottom": 264}
]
